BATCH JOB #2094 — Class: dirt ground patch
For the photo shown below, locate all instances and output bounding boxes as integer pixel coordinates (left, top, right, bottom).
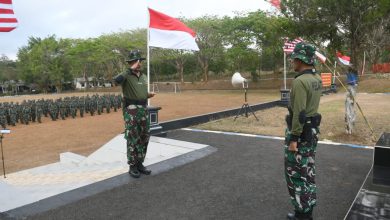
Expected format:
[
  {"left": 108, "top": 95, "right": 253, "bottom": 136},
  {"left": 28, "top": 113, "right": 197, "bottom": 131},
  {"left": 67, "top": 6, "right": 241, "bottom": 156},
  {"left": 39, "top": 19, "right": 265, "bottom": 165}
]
[
  {"left": 196, "top": 93, "right": 390, "bottom": 146},
  {"left": 1, "top": 90, "right": 278, "bottom": 174}
]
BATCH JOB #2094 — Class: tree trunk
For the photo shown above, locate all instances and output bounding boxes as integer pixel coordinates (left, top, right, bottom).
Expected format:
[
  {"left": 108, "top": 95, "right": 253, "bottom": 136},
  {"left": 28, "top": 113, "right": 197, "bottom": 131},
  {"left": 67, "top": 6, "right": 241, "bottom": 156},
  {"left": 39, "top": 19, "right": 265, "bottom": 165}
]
[
  {"left": 83, "top": 65, "right": 89, "bottom": 90},
  {"left": 203, "top": 62, "right": 209, "bottom": 82},
  {"left": 175, "top": 60, "right": 185, "bottom": 83},
  {"left": 197, "top": 55, "right": 209, "bottom": 82}
]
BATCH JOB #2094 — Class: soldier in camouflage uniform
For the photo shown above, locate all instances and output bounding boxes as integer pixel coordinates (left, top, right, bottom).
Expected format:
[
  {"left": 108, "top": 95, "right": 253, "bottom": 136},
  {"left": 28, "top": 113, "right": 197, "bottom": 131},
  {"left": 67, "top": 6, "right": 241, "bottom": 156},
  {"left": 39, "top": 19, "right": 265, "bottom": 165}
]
[
  {"left": 64, "top": 98, "right": 70, "bottom": 118},
  {"left": 85, "top": 95, "right": 90, "bottom": 114},
  {"left": 22, "top": 103, "right": 31, "bottom": 125},
  {"left": 42, "top": 99, "right": 49, "bottom": 117},
  {"left": 114, "top": 50, "right": 155, "bottom": 178},
  {"left": 30, "top": 101, "right": 37, "bottom": 122},
  {"left": 103, "top": 95, "right": 110, "bottom": 114},
  {"left": 16, "top": 102, "right": 22, "bottom": 123},
  {"left": 117, "top": 94, "right": 122, "bottom": 109},
  {"left": 285, "top": 43, "right": 322, "bottom": 220},
  {"left": 3, "top": 103, "right": 10, "bottom": 126},
  {"left": 59, "top": 99, "right": 66, "bottom": 120},
  {"left": 36, "top": 102, "right": 43, "bottom": 123},
  {"left": 0, "top": 105, "right": 7, "bottom": 128},
  {"left": 78, "top": 97, "right": 85, "bottom": 117},
  {"left": 89, "top": 97, "right": 95, "bottom": 116},
  {"left": 111, "top": 95, "right": 118, "bottom": 112},
  {"left": 70, "top": 99, "right": 77, "bottom": 118},
  {"left": 96, "top": 95, "right": 103, "bottom": 115},
  {"left": 9, "top": 103, "right": 17, "bottom": 126},
  {"left": 49, "top": 100, "right": 58, "bottom": 121}
]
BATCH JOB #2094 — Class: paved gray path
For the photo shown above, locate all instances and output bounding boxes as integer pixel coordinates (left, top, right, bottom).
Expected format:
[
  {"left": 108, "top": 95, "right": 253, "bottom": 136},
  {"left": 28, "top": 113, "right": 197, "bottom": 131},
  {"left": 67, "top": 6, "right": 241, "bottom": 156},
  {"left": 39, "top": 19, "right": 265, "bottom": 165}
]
[{"left": 19, "top": 130, "right": 372, "bottom": 220}]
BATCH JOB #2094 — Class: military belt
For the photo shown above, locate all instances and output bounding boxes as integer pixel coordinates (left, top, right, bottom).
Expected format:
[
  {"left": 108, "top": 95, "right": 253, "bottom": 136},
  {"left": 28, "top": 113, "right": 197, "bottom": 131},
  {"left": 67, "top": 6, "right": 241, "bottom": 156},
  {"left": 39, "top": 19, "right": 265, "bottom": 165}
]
[{"left": 123, "top": 98, "right": 147, "bottom": 107}]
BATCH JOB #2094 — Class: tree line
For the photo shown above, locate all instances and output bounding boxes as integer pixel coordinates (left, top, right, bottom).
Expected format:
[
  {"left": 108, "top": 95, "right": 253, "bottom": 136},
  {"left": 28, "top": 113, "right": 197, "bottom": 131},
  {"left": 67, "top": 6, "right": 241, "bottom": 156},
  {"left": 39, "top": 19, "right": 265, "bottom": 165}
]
[{"left": 0, "top": 1, "right": 389, "bottom": 92}]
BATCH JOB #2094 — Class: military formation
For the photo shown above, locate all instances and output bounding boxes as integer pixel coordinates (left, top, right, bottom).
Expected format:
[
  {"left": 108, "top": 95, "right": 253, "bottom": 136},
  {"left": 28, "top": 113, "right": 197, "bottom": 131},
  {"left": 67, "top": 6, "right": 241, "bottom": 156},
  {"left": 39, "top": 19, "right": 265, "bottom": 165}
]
[{"left": 0, "top": 94, "right": 122, "bottom": 129}]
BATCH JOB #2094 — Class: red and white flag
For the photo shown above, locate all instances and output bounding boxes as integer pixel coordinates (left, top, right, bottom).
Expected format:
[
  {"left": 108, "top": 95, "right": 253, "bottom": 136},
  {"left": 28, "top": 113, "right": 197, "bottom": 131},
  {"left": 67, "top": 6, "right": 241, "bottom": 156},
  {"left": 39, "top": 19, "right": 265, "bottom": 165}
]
[
  {"left": 268, "top": 0, "right": 281, "bottom": 9},
  {"left": 0, "top": 0, "right": 17, "bottom": 32},
  {"left": 336, "top": 51, "right": 351, "bottom": 66},
  {"left": 148, "top": 8, "right": 199, "bottom": 51},
  {"left": 283, "top": 38, "right": 303, "bottom": 53}
]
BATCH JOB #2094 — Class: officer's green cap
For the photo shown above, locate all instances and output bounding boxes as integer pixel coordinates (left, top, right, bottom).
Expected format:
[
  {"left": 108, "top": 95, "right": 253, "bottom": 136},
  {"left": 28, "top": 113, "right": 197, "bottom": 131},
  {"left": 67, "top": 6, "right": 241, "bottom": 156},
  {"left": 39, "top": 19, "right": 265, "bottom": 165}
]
[
  {"left": 125, "top": 50, "right": 146, "bottom": 63},
  {"left": 291, "top": 42, "right": 316, "bottom": 65}
]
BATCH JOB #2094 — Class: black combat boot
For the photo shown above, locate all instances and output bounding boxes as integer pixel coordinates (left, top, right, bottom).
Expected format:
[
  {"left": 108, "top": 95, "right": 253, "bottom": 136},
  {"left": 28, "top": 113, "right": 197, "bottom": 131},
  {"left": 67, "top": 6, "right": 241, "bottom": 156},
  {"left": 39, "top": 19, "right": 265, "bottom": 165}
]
[
  {"left": 287, "top": 211, "right": 313, "bottom": 220},
  {"left": 129, "top": 165, "right": 141, "bottom": 178},
  {"left": 137, "top": 163, "right": 151, "bottom": 175}
]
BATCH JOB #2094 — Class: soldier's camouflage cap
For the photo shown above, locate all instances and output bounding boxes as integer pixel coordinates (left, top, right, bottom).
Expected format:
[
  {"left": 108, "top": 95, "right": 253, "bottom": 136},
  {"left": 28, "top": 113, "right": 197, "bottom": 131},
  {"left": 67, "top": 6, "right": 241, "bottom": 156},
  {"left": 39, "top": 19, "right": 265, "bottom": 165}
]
[
  {"left": 291, "top": 42, "right": 316, "bottom": 65},
  {"left": 125, "top": 50, "right": 146, "bottom": 63}
]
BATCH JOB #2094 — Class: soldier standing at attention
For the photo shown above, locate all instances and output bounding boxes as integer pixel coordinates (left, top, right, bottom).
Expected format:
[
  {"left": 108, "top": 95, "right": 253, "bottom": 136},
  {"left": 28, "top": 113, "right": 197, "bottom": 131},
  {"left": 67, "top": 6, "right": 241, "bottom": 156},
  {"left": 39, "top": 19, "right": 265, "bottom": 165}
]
[
  {"left": 285, "top": 42, "right": 322, "bottom": 220},
  {"left": 114, "top": 50, "right": 155, "bottom": 178}
]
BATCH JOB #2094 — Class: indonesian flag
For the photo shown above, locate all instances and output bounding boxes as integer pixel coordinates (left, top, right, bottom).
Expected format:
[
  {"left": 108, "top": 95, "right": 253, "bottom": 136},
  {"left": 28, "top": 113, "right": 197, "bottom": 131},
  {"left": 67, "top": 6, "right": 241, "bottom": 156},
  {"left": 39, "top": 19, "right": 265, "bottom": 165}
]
[
  {"left": 336, "top": 51, "right": 351, "bottom": 66},
  {"left": 0, "top": 0, "right": 17, "bottom": 32},
  {"left": 148, "top": 8, "right": 199, "bottom": 51},
  {"left": 315, "top": 51, "right": 327, "bottom": 63}
]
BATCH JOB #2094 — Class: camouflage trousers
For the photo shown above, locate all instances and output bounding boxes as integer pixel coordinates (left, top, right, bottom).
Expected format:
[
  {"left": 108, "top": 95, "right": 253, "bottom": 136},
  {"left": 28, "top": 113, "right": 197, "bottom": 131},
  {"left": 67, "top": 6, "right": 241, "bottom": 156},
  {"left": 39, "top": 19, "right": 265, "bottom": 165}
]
[
  {"left": 123, "top": 105, "right": 150, "bottom": 166},
  {"left": 284, "top": 128, "right": 318, "bottom": 213}
]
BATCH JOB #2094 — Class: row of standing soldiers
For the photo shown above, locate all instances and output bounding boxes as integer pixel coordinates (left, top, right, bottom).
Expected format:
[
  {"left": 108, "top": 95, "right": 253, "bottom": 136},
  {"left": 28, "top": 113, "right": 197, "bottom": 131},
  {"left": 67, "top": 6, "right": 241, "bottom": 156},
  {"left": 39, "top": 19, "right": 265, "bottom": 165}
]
[{"left": 0, "top": 94, "right": 123, "bottom": 129}]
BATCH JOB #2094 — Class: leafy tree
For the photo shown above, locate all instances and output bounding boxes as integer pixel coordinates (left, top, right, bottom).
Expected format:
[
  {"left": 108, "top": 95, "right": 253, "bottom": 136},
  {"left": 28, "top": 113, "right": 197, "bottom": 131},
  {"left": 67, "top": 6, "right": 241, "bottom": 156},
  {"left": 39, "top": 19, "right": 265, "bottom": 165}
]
[
  {"left": 187, "top": 16, "right": 225, "bottom": 82},
  {"left": 281, "top": 0, "right": 390, "bottom": 70},
  {"left": 17, "top": 35, "right": 70, "bottom": 92},
  {"left": 0, "top": 55, "right": 18, "bottom": 83}
]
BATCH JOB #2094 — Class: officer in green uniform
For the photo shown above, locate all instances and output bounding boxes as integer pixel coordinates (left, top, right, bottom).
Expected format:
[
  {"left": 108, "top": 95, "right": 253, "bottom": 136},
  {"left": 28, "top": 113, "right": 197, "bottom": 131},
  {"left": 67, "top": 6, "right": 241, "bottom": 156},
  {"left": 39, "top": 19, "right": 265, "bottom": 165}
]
[
  {"left": 285, "top": 42, "right": 322, "bottom": 220},
  {"left": 114, "top": 50, "right": 155, "bottom": 178}
]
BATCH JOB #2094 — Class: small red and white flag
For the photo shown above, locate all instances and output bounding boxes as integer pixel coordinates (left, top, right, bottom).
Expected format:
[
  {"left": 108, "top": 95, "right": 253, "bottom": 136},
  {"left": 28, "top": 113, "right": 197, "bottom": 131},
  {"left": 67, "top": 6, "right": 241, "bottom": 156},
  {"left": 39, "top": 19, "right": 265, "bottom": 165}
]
[
  {"left": 268, "top": 0, "right": 281, "bottom": 10},
  {"left": 336, "top": 51, "right": 351, "bottom": 66},
  {"left": 148, "top": 8, "right": 199, "bottom": 51},
  {"left": 0, "top": 0, "right": 17, "bottom": 32},
  {"left": 283, "top": 38, "right": 303, "bottom": 53}
]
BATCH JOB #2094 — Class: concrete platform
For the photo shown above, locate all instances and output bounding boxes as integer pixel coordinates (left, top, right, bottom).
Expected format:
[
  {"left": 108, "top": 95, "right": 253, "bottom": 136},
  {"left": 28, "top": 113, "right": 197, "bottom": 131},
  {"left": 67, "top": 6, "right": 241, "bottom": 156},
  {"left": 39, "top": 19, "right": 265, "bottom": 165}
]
[
  {"left": 346, "top": 133, "right": 390, "bottom": 219},
  {"left": 0, "top": 134, "right": 211, "bottom": 214},
  {"left": 3, "top": 129, "right": 373, "bottom": 220}
]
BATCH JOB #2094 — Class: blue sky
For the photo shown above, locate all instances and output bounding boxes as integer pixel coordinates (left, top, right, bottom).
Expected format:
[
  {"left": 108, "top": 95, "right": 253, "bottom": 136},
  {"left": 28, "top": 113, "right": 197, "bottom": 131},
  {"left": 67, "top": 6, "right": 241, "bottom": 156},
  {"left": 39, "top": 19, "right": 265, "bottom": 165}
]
[{"left": 0, "top": 0, "right": 272, "bottom": 60}]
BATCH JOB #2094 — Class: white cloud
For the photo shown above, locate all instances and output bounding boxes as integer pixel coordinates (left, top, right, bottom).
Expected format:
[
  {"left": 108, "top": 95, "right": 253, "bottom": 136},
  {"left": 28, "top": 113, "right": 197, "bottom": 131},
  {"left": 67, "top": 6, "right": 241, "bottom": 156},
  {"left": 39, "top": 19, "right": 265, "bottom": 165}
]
[{"left": 0, "top": 0, "right": 271, "bottom": 60}]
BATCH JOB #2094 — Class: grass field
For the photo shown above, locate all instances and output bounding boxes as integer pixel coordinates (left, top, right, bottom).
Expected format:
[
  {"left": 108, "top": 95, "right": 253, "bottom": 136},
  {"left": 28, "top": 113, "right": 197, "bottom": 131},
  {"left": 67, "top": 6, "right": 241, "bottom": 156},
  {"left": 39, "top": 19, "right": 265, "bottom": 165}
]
[{"left": 195, "top": 93, "right": 390, "bottom": 146}]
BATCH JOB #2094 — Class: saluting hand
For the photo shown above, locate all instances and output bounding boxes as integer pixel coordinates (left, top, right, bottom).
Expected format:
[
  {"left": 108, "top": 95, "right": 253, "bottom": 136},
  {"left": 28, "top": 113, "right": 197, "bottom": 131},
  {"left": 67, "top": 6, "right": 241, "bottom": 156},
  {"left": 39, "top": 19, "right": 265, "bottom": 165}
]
[{"left": 288, "top": 141, "right": 298, "bottom": 152}]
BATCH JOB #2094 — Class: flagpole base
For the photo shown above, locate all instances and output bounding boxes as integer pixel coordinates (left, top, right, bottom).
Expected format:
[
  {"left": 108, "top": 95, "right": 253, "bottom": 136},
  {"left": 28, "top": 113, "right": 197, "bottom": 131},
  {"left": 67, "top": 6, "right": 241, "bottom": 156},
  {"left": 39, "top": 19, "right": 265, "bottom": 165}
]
[
  {"left": 280, "top": 89, "right": 290, "bottom": 106},
  {"left": 331, "top": 83, "right": 337, "bottom": 93},
  {"left": 147, "top": 106, "right": 164, "bottom": 136}
]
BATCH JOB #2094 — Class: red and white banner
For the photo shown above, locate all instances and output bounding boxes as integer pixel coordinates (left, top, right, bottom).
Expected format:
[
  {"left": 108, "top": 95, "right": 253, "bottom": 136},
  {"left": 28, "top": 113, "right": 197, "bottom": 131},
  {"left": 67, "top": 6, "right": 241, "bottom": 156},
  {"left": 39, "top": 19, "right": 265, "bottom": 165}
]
[
  {"left": 283, "top": 38, "right": 303, "bottom": 53},
  {"left": 321, "top": 73, "right": 332, "bottom": 87},
  {"left": 148, "top": 8, "right": 199, "bottom": 51},
  {"left": 0, "top": 0, "right": 17, "bottom": 32},
  {"left": 336, "top": 51, "right": 351, "bottom": 66}
]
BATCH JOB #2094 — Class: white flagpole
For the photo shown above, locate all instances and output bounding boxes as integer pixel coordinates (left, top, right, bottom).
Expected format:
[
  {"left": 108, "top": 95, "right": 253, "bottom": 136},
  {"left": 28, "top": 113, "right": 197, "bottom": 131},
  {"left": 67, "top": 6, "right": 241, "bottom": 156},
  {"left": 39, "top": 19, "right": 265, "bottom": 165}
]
[
  {"left": 333, "top": 61, "right": 337, "bottom": 84},
  {"left": 147, "top": 12, "right": 151, "bottom": 106},
  {"left": 361, "top": 51, "right": 366, "bottom": 76},
  {"left": 283, "top": 52, "right": 287, "bottom": 90}
]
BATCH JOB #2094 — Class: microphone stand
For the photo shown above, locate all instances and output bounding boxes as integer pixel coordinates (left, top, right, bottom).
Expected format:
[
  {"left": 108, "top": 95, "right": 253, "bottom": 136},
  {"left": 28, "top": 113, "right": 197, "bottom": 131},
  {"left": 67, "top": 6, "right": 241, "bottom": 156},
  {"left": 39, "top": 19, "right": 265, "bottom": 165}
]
[
  {"left": 234, "top": 82, "right": 259, "bottom": 121},
  {"left": 1, "top": 133, "right": 6, "bottom": 178}
]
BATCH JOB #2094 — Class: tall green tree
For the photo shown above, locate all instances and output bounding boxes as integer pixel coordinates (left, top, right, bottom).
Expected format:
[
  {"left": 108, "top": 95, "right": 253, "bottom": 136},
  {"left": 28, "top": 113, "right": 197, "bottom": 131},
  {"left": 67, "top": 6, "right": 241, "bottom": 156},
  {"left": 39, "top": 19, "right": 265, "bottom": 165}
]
[
  {"left": 188, "top": 16, "right": 225, "bottom": 82},
  {"left": 17, "top": 35, "right": 70, "bottom": 92},
  {"left": 282, "top": 0, "right": 390, "bottom": 69},
  {"left": 0, "top": 55, "right": 18, "bottom": 83}
]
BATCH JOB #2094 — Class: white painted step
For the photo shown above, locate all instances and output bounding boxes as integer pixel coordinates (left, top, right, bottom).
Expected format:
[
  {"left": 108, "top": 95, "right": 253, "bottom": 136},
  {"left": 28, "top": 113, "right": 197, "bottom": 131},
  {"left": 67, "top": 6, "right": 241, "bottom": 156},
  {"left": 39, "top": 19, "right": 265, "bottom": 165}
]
[{"left": 0, "top": 135, "right": 209, "bottom": 212}]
